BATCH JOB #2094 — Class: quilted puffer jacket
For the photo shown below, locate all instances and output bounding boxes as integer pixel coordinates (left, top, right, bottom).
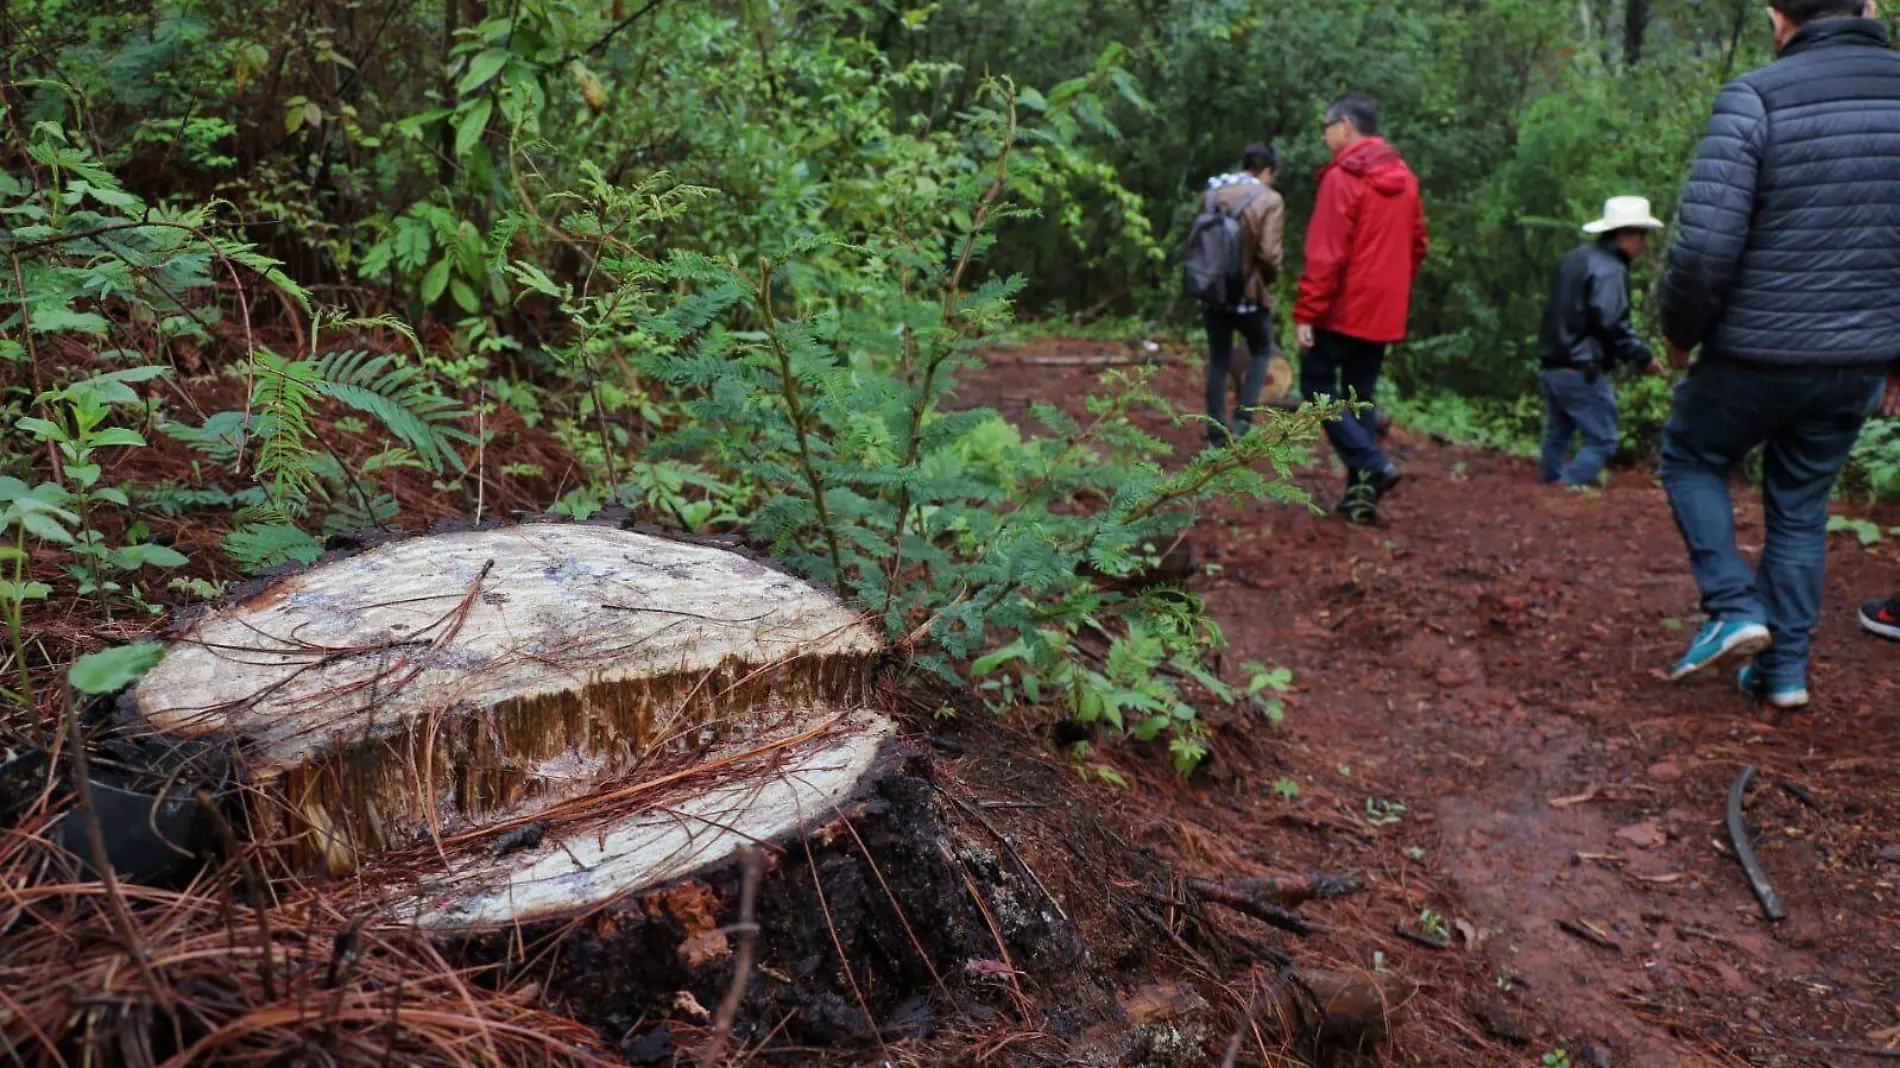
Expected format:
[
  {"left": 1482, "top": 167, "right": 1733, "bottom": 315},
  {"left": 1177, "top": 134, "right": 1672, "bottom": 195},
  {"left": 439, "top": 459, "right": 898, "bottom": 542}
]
[{"left": 1662, "top": 18, "right": 1900, "bottom": 369}]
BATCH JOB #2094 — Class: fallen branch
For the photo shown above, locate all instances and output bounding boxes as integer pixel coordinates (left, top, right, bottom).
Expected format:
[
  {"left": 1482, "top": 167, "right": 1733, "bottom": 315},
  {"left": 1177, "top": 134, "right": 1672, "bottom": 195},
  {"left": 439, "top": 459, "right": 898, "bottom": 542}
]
[
  {"left": 1789, "top": 1038, "right": 1900, "bottom": 1061},
  {"left": 1187, "top": 878, "right": 1327, "bottom": 936},
  {"left": 1777, "top": 780, "right": 1822, "bottom": 814},
  {"left": 699, "top": 847, "right": 764, "bottom": 1067},
  {"left": 1223, "top": 872, "right": 1366, "bottom": 908},
  {"left": 1392, "top": 925, "right": 1450, "bottom": 951},
  {"left": 1725, "top": 766, "right": 1787, "bottom": 922},
  {"left": 1555, "top": 918, "right": 1620, "bottom": 952}
]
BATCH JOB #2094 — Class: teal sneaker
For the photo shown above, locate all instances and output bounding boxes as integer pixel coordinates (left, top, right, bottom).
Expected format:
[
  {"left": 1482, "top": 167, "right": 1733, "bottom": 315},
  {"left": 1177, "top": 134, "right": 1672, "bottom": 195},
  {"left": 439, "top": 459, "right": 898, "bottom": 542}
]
[
  {"left": 1668, "top": 620, "right": 1772, "bottom": 681},
  {"left": 1738, "top": 664, "right": 1809, "bottom": 711}
]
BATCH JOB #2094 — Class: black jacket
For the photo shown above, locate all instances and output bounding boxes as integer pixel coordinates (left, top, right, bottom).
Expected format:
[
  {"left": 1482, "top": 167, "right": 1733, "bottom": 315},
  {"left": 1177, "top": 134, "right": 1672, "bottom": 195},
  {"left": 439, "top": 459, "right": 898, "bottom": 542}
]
[
  {"left": 1539, "top": 241, "right": 1653, "bottom": 372},
  {"left": 1663, "top": 18, "right": 1900, "bottom": 369}
]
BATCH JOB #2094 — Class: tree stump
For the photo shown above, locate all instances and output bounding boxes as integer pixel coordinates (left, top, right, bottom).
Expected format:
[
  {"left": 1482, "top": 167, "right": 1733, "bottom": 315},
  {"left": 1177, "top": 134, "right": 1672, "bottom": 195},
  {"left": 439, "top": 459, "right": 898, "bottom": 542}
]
[
  {"left": 128, "top": 523, "right": 1078, "bottom": 1051},
  {"left": 132, "top": 523, "right": 884, "bottom": 877}
]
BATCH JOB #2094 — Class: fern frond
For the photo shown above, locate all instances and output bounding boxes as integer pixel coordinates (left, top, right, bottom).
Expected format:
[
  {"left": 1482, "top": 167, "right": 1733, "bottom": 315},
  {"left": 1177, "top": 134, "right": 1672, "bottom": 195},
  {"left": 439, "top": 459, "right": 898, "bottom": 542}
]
[
  {"left": 312, "top": 349, "right": 472, "bottom": 472},
  {"left": 224, "top": 521, "right": 324, "bottom": 573}
]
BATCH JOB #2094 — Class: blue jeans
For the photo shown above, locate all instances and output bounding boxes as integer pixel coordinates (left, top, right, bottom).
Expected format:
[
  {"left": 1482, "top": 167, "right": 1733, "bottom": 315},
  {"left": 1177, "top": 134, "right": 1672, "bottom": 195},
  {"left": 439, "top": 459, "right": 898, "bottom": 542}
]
[
  {"left": 1300, "top": 329, "right": 1392, "bottom": 480},
  {"left": 1205, "top": 308, "right": 1274, "bottom": 445},
  {"left": 1658, "top": 360, "right": 1886, "bottom": 686},
  {"left": 1538, "top": 367, "right": 1619, "bottom": 487}
]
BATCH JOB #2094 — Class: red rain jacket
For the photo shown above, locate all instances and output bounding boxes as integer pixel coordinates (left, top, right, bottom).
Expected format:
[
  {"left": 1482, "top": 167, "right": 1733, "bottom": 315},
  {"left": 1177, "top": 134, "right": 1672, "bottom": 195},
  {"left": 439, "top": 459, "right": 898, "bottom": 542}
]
[{"left": 1293, "top": 138, "right": 1430, "bottom": 344}]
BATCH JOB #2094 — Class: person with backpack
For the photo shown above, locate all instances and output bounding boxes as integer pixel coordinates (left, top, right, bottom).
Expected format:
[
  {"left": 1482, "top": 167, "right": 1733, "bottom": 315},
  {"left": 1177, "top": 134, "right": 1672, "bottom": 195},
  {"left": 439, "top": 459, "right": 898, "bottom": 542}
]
[
  {"left": 1183, "top": 143, "right": 1286, "bottom": 447},
  {"left": 1535, "top": 196, "right": 1668, "bottom": 489},
  {"left": 1293, "top": 93, "right": 1430, "bottom": 524},
  {"left": 1658, "top": 0, "right": 1900, "bottom": 710}
]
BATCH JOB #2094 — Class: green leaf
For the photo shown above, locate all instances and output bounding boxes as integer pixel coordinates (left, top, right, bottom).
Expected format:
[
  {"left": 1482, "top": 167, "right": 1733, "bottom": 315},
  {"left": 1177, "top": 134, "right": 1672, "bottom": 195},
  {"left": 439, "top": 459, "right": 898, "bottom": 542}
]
[
  {"left": 421, "top": 258, "right": 452, "bottom": 304},
  {"left": 453, "top": 97, "right": 493, "bottom": 158},
  {"left": 67, "top": 642, "right": 165, "bottom": 695},
  {"left": 971, "top": 637, "right": 1029, "bottom": 677},
  {"left": 507, "top": 260, "right": 563, "bottom": 299},
  {"left": 109, "top": 543, "right": 189, "bottom": 570},
  {"left": 0, "top": 580, "right": 53, "bottom": 602},
  {"left": 28, "top": 308, "right": 110, "bottom": 335},
  {"left": 457, "top": 49, "right": 510, "bottom": 96},
  {"left": 14, "top": 417, "right": 66, "bottom": 442},
  {"left": 450, "top": 277, "right": 480, "bottom": 314},
  {"left": 90, "top": 428, "right": 147, "bottom": 449}
]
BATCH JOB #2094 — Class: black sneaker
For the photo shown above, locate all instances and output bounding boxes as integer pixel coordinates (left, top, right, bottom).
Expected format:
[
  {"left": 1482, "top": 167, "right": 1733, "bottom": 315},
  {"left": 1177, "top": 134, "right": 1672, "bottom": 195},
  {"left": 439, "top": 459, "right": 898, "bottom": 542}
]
[
  {"left": 1335, "top": 483, "right": 1378, "bottom": 525},
  {"left": 1366, "top": 465, "right": 1402, "bottom": 500},
  {"left": 1861, "top": 596, "right": 1900, "bottom": 642}
]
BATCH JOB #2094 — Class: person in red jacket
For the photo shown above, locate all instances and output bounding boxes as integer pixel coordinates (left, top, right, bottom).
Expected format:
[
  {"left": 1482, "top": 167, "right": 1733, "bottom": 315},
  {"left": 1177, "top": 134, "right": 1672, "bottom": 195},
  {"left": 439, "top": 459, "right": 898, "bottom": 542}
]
[{"left": 1294, "top": 92, "right": 1430, "bottom": 524}]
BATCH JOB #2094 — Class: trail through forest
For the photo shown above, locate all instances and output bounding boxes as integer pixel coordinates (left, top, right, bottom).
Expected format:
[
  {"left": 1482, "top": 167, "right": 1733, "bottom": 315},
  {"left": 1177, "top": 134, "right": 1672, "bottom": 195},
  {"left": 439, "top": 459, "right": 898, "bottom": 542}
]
[{"left": 963, "top": 338, "right": 1900, "bottom": 1068}]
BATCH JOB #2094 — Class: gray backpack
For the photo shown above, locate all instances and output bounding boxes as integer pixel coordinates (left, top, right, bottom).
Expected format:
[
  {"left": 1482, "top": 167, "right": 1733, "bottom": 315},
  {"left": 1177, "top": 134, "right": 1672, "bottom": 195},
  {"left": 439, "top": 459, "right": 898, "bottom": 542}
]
[{"left": 1183, "top": 184, "right": 1265, "bottom": 310}]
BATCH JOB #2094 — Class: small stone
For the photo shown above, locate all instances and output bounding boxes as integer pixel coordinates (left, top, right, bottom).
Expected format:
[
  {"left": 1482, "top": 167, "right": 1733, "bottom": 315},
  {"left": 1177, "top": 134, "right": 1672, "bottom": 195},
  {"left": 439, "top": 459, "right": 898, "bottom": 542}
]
[
  {"left": 1878, "top": 844, "right": 1900, "bottom": 864},
  {"left": 1647, "top": 761, "right": 1684, "bottom": 783},
  {"left": 1615, "top": 820, "right": 1668, "bottom": 850}
]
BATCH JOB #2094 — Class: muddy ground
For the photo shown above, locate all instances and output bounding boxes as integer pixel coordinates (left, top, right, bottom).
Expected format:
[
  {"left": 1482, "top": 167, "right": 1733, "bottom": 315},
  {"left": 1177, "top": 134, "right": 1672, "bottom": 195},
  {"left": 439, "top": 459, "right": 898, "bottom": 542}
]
[
  {"left": 949, "top": 337, "right": 1900, "bottom": 1068},
  {"left": 17, "top": 332, "right": 1900, "bottom": 1068}
]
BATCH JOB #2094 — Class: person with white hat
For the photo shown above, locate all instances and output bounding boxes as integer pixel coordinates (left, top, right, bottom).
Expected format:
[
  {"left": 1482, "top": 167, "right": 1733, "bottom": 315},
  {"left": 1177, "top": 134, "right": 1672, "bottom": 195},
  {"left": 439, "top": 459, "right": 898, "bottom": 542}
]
[{"left": 1533, "top": 196, "right": 1667, "bottom": 489}]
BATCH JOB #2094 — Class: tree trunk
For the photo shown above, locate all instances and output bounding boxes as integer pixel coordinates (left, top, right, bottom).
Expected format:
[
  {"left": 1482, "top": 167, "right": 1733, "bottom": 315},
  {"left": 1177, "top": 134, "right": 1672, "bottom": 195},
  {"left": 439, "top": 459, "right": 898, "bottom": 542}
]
[{"left": 1624, "top": 0, "right": 1649, "bottom": 66}]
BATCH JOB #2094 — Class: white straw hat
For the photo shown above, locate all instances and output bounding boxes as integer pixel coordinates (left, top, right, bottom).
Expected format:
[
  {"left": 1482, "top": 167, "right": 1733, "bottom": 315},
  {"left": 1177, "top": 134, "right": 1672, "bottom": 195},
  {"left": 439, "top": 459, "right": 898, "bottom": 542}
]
[{"left": 1582, "top": 196, "right": 1665, "bottom": 234}]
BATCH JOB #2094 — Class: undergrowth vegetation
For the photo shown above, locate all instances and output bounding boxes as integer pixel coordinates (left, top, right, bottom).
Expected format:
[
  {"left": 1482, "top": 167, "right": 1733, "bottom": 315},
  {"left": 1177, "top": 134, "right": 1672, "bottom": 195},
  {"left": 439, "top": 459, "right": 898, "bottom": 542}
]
[
  {"left": 3, "top": 0, "right": 1894, "bottom": 768},
  {"left": 0, "top": 0, "right": 1337, "bottom": 770}
]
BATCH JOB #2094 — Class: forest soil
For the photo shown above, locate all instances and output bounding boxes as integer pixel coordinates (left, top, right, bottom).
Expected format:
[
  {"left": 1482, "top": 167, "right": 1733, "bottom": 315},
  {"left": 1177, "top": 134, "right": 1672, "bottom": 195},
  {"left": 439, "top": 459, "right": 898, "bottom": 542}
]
[{"left": 956, "top": 337, "right": 1900, "bottom": 1068}]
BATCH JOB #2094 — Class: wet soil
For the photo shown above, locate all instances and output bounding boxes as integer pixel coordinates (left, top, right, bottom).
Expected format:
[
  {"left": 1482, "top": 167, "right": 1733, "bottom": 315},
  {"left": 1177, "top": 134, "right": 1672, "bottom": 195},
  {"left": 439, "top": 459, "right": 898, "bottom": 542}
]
[{"left": 956, "top": 337, "right": 1900, "bottom": 1067}]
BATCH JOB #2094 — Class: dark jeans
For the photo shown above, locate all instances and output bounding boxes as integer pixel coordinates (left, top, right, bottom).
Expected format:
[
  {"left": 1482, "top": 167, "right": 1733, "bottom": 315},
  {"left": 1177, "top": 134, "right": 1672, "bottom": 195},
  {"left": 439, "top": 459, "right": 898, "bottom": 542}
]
[
  {"left": 1204, "top": 308, "right": 1274, "bottom": 445},
  {"left": 1300, "top": 328, "right": 1392, "bottom": 479},
  {"left": 1537, "top": 367, "right": 1618, "bottom": 487},
  {"left": 1658, "top": 359, "right": 1886, "bottom": 686}
]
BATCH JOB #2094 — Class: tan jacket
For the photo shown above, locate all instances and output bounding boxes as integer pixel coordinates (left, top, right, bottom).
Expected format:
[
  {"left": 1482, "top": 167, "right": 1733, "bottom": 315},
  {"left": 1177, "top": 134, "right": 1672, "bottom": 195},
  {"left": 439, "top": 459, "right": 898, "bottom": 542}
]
[{"left": 1205, "top": 178, "right": 1286, "bottom": 309}]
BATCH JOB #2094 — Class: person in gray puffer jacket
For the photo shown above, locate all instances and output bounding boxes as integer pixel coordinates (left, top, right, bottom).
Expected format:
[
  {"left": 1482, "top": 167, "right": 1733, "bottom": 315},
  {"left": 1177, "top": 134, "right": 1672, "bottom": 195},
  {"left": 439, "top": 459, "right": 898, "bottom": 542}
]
[{"left": 1658, "top": 0, "right": 1900, "bottom": 710}]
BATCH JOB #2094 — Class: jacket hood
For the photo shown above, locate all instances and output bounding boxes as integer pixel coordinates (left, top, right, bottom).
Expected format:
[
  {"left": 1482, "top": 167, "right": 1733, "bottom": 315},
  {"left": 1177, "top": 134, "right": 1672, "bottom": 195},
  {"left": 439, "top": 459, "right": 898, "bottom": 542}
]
[{"left": 1333, "top": 138, "right": 1414, "bottom": 196}]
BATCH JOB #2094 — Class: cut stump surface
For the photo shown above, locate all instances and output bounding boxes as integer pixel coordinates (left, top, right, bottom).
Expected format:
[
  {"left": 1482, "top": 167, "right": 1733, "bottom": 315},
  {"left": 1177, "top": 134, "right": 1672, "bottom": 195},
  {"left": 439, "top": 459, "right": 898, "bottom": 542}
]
[{"left": 132, "top": 524, "right": 885, "bottom": 878}]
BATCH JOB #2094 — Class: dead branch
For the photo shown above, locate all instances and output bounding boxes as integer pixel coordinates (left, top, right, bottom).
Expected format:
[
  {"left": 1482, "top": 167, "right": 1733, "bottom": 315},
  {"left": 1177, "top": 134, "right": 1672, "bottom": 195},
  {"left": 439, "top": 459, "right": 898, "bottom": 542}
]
[
  {"left": 1555, "top": 918, "right": 1620, "bottom": 952},
  {"left": 1392, "top": 924, "right": 1451, "bottom": 951},
  {"left": 1187, "top": 878, "right": 1326, "bottom": 936},
  {"left": 700, "top": 847, "right": 764, "bottom": 1067},
  {"left": 1726, "top": 766, "right": 1786, "bottom": 922},
  {"left": 1223, "top": 872, "right": 1367, "bottom": 909}
]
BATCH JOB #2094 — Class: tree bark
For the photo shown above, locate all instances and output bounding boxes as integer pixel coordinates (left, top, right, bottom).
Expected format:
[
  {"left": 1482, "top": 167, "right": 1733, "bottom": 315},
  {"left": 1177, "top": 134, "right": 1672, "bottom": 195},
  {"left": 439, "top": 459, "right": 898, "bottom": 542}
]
[{"left": 1624, "top": 0, "right": 1649, "bottom": 66}]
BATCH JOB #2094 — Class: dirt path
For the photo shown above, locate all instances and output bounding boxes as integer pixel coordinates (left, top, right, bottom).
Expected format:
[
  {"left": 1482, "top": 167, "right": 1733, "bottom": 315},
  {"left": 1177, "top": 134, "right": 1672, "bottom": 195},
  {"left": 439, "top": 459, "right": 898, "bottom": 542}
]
[{"left": 964, "top": 339, "right": 1900, "bottom": 1067}]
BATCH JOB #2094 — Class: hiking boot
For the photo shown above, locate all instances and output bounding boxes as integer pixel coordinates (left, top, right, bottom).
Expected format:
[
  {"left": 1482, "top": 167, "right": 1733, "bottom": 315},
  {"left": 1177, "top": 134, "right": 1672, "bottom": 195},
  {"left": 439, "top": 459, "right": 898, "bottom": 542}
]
[
  {"left": 1860, "top": 596, "right": 1900, "bottom": 642},
  {"left": 1366, "top": 465, "right": 1402, "bottom": 500},
  {"left": 1335, "top": 483, "right": 1378, "bottom": 525},
  {"left": 1668, "top": 619, "right": 1772, "bottom": 681},
  {"left": 1738, "top": 663, "right": 1809, "bottom": 711}
]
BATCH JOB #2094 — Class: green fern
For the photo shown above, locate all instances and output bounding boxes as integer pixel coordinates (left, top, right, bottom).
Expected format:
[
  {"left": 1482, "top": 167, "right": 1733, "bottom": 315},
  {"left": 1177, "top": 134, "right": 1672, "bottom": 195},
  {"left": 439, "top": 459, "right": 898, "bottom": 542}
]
[
  {"left": 313, "top": 349, "right": 472, "bottom": 472},
  {"left": 229, "top": 337, "right": 469, "bottom": 573},
  {"left": 223, "top": 518, "right": 324, "bottom": 572},
  {"left": 249, "top": 349, "right": 323, "bottom": 508}
]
